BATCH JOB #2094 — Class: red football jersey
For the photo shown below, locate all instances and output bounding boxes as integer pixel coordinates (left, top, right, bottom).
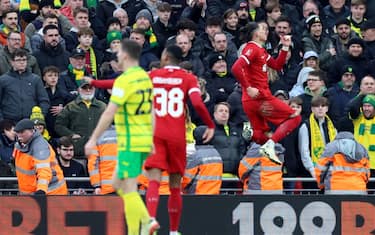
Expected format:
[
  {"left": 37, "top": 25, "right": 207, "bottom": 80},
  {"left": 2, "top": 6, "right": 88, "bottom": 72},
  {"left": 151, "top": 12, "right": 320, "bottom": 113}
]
[
  {"left": 234, "top": 41, "right": 287, "bottom": 101},
  {"left": 150, "top": 66, "right": 201, "bottom": 140}
]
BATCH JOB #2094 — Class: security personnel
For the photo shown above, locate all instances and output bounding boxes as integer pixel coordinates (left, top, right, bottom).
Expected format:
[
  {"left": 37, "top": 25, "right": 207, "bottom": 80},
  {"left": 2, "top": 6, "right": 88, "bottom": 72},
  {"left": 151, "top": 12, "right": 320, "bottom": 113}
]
[
  {"left": 315, "top": 118, "right": 370, "bottom": 194},
  {"left": 183, "top": 126, "right": 223, "bottom": 195},
  {"left": 13, "top": 119, "right": 67, "bottom": 195},
  {"left": 88, "top": 126, "right": 117, "bottom": 195},
  {"left": 238, "top": 143, "right": 284, "bottom": 194}
]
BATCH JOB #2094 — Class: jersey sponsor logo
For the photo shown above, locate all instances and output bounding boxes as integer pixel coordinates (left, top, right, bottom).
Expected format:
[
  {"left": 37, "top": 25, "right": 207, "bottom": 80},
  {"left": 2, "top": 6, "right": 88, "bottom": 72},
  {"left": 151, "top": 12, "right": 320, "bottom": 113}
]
[
  {"left": 154, "top": 87, "right": 184, "bottom": 118},
  {"left": 153, "top": 77, "right": 183, "bottom": 85},
  {"left": 112, "top": 87, "right": 124, "bottom": 98},
  {"left": 245, "top": 49, "right": 252, "bottom": 57}
]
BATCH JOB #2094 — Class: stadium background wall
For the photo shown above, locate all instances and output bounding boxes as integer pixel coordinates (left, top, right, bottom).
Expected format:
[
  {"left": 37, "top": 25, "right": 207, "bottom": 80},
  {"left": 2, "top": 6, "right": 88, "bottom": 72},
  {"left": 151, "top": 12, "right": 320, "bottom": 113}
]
[{"left": 0, "top": 195, "right": 374, "bottom": 235}]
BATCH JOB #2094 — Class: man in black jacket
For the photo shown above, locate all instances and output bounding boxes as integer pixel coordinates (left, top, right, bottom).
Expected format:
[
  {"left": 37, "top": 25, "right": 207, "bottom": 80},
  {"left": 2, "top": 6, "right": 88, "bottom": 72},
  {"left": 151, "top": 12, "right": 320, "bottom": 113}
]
[{"left": 0, "top": 49, "right": 50, "bottom": 122}]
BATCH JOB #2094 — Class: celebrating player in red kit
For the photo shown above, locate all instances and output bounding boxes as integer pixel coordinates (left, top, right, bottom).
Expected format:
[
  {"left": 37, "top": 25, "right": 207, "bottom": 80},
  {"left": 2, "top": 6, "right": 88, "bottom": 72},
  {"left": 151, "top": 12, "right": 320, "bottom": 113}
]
[
  {"left": 145, "top": 45, "right": 215, "bottom": 235},
  {"left": 232, "top": 22, "right": 301, "bottom": 164}
]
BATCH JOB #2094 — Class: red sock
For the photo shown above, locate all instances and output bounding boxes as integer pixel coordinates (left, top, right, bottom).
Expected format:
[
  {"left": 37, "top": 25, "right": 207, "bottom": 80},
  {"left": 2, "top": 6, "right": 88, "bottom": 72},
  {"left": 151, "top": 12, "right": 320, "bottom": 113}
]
[
  {"left": 146, "top": 180, "right": 160, "bottom": 218},
  {"left": 271, "top": 115, "right": 302, "bottom": 143},
  {"left": 168, "top": 187, "right": 182, "bottom": 232}
]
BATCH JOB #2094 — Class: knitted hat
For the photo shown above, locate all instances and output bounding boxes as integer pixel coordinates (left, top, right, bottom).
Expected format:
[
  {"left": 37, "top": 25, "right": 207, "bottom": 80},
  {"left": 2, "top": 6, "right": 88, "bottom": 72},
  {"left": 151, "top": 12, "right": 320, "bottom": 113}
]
[
  {"left": 363, "top": 94, "right": 375, "bottom": 107},
  {"left": 106, "top": 30, "right": 122, "bottom": 44},
  {"left": 30, "top": 106, "right": 46, "bottom": 126},
  {"left": 347, "top": 38, "right": 365, "bottom": 49},
  {"left": 136, "top": 9, "right": 153, "bottom": 23},
  {"left": 341, "top": 65, "right": 355, "bottom": 76},
  {"left": 208, "top": 53, "right": 225, "bottom": 68},
  {"left": 39, "top": 0, "right": 55, "bottom": 9},
  {"left": 336, "top": 118, "right": 354, "bottom": 133},
  {"left": 305, "top": 14, "right": 321, "bottom": 31},
  {"left": 193, "top": 126, "right": 208, "bottom": 145},
  {"left": 14, "top": 119, "right": 35, "bottom": 132}
]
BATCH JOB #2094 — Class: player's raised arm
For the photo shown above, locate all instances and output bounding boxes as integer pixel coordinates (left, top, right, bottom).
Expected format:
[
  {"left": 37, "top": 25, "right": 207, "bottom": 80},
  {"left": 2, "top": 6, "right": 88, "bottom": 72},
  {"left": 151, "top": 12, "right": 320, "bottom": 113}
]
[{"left": 266, "top": 35, "right": 291, "bottom": 71}]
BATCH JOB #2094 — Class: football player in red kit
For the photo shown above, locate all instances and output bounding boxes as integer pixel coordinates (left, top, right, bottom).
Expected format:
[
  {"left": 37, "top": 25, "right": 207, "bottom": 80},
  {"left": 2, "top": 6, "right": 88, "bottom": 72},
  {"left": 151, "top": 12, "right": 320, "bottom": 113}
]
[
  {"left": 144, "top": 45, "right": 215, "bottom": 235},
  {"left": 232, "top": 22, "right": 301, "bottom": 164}
]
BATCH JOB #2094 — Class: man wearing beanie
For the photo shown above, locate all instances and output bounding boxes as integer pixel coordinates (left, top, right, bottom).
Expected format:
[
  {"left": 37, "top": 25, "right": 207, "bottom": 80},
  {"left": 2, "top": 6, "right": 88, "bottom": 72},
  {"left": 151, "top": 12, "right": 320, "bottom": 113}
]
[
  {"left": 329, "top": 37, "right": 368, "bottom": 86},
  {"left": 315, "top": 117, "right": 370, "bottom": 194},
  {"left": 101, "top": 30, "right": 122, "bottom": 79},
  {"left": 302, "top": 14, "right": 336, "bottom": 71},
  {"left": 348, "top": 94, "right": 375, "bottom": 191},
  {"left": 133, "top": 8, "right": 159, "bottom": 54},
  {"left": 183, "top": 126, "right": 223, "bottom": 195},
  {"left": 331, "top": 18, "right": 358, "bottom": 57}
]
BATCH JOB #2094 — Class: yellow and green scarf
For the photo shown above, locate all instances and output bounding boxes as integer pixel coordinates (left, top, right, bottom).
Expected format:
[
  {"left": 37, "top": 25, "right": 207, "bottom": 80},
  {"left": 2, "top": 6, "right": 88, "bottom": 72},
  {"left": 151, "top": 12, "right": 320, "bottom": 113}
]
[
  {"left": 133, "top": 24, "right": 158, "bottom": 48},
  {"left": 19, "top": 0, "right": 62, "bottom": 12},
  {"left": 309, "top": 113, "right": 336, "bottom": 164},
  {"left": 77, "top": 46, "right": 97, "bottom": 79}
]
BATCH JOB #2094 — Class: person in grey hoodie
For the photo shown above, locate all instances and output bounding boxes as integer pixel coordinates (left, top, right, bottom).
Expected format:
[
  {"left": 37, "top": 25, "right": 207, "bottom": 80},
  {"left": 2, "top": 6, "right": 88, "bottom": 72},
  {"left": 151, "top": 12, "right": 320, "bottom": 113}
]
[{"left": 315, "top": 118, "right": 370, "bottom": 195}]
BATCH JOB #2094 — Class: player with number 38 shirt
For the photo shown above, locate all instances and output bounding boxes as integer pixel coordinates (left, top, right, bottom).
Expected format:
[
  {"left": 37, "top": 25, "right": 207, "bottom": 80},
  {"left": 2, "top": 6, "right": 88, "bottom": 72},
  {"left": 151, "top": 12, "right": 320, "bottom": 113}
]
[{"left": 145, "top": 45, "right": 215, "bottom": 235}]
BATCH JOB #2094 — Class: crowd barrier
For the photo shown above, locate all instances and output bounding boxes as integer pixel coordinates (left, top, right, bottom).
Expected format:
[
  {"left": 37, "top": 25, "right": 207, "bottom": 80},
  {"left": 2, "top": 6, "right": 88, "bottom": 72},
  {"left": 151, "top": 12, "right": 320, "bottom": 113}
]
[{"left": 0, "top": 194, "right": 374, "bottom": 234}]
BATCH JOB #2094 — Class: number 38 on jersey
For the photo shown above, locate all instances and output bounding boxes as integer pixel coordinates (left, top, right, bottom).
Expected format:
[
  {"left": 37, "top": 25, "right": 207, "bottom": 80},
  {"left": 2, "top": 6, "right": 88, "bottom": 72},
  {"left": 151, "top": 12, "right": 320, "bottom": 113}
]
[{"left": 154, "top": 87, "right": 184, "bottom": 118}]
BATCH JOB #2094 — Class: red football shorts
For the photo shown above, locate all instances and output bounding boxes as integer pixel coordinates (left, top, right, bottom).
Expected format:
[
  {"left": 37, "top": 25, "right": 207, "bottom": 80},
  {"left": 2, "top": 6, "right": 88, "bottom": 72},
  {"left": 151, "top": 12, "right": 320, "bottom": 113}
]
[
  {"left": 144, "top": 136, "right": 186, "bottom": 176},
  {"left": 243, "top": 95, "right": 294, "bottom": 133}
]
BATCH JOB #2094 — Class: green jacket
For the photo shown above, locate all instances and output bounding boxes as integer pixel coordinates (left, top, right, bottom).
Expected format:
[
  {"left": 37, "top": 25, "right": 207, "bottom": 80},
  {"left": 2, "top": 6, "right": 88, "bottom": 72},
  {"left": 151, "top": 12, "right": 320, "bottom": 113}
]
[{"left": 55, "top": 97, "right": 106, "bottom": 156}]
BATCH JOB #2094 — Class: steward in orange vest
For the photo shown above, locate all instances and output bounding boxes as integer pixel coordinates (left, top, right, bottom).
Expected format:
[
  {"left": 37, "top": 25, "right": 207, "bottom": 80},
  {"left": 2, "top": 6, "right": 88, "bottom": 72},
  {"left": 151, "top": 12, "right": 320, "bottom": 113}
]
[
  {"left": 315, "top": 118, "right": 370, "bottom": 194},
  {"left": 238, "top": 143, "right": 285, "bottom": 194},
  {"left": 13, "top": 119, "right": 67, "bottom": 195},
  {"left": 183, "top": 126, "right": 223, "bottom": 194},
  {"left": 88, "top": 126, "right": 117, "bottom": 195}
]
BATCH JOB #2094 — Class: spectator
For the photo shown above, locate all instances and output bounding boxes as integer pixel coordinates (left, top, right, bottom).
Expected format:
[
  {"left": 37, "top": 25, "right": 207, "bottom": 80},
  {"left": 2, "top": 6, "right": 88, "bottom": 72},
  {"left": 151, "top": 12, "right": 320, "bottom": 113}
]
[
  {"left": 57, "top": 136, "right": 88, "bottom": 189},
  {"left": 204, "top": 32, "right": 237, "bottom": 70},
  {"left": 42, "top": 66, "right": 73, "bottom": 139},
  {"left": 236, "top": 1, "right": 250, "bottom": 27},
  {"left": 265, "top": 0, "right": 282, "bottom": 32},
  {"left": 359, "top": 75, "right": 375, "bottom": 95},
  {"left": 347, "top": 94, "right": 375, "bottom": 190},
  {"left": 206, "top": 0, "right": 238, "bottom": 18},
  {"left": 0, "top": 9, "right": 31, "bottom": 51},
  {"left": 223, "top": 9, "right": 240, "bottom": 47},
  {"left": 302, "top": 14, "right": 336, "bottom": 71},
  {"left": 348, "top": 0, "right": 367, "bottom": 37},
  {"left": 297, "top": 70, "right": 327, "bottom": 119},
  {"left": 60, "top": 48, "right": 91, "bottom": 96},
  {"left": 238, "top": 143, "right": 285, "bottom": 194},
  {"left": 30, "top": 13, "right": 67, "bottom": 53},
  {"left": 13, "top": 118, "right": 68, "bottom": 195},
  {"left": 87, "top": 126, "right": 116, "bottom": 195},
  {"left": 327, "top": 65, "right": 359, "bottom": 125},
  {"left": 331, "top": 18, "right": 358, "bottom": 58},
  {"left": 0, "top": 49, "right": 49, "bottom": 122},
  {"left": 59, "top": 0, "right": 84, "bottom": 25},
  {"left": 289, "top": 50, "right": 319, "bottom": 98},
  {"left": 175, "top": 34, "right": 203, "bottom": 77},
  {"left": 113, "top": 8, "right": 131, "bottom": 37},
  {"left": 210, "top": 102, "right": 246, "bottom": 176},
  {"left": 64, "top": 7, "right": 102, "bottom": 52},
  {"left": 328, "top": 38, "right": 368, "bottom": 87},
  {"left": 315, "top": 118, "right": 370, "bottom": 195},
  {"left": 0, "top": 119, "right": 15, "bottom": 165},
  {"left": 183, "top": 125, "right": 223, "bottom": 195},
  {"left": 299, "top": 96, "right": 336, "bottom": 178},
  {"left": 0, "top": 0, "right": 11, "bottom": 23},
  {"left": 152, "top": 2, "right": 175, "bottom": 49},
  {"left": 322, "top": 0, "right": 350, "bottom": 36},
  {"left": 55, "top": 81, "right": 106, "bottom": 156},
  {"left": 33, "top": 24, "right": 70, "bottom": 72},
  {"left": 204, "top": 53, "right": 236, "bottom": 103},
  {"left": 247, "top": 0, "right": 265, "bottom": 22},
  {"left": 361, "top": 20, "right": 375, "bottom": 59},
  {"left": 0, "top": 31, "right": 40, "bottom": 76},
  {"left": 96, "top": 0, "right": 148, "bottom": 27},
  {"left": 76, "top": 27, "right": 103, "bottom": 78},
  {"left": 30, "top": 106, "right": 51, "bottom": 141},
  {"left": 227, "top": 84, "right": 249, "bottom": 131},
  {"left": 166, "top": 18, "right": 197, "bottom": 46},
  {"left": 133, "top": 9, "right": 159, "bottom": 54},
  {"left": 100, "top": 30, "right": 122, "bottom": 79},
  {"left": 129, "top": 28, "right": 158, "bottom": 71},
  {"left": 23, "top": 0, "right": 72, "bottom": 39}
]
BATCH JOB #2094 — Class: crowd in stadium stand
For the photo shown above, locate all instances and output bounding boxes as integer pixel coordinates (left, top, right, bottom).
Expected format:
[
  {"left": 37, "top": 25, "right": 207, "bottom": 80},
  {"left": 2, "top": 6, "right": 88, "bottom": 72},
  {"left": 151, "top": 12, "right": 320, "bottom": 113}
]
[{"left": 0, "top": 0, "right": 375, "bottom": 194}]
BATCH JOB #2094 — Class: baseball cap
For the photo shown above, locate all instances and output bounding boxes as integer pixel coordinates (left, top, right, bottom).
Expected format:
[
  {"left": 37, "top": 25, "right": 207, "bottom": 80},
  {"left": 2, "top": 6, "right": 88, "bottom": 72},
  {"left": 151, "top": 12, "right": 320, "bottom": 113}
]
[
  {"left": 303, "top": 50, "right": 318, "bottom": 60},
  {"left": 208, "top": 53, "right": 225, "bottom": 68},
  {"left": 236, "top": 1, "right": 248, "bottom": 10},
  {"left": 193, "top": 126, "right": 208, "bottom": 145},
  {"left": 14, "top": 119, "right": 35, "bottom": 132},
  {"left": 79, "top": 80, "right": 92, "bottom": 88},
  {"left": 70, "top": 48, "right": 85, "bottom": 58},
  {"left": 274, "top": 90, "right": 289, "bottom": 100}
]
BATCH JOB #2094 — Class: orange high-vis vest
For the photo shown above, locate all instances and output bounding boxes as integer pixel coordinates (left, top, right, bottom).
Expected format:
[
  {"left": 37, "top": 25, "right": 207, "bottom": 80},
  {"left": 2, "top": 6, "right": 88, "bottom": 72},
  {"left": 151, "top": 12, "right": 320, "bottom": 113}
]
[
  {"left": 138, "top": 169, "right": 170, "bottom": 195},
  {"left": 238, "top": 144, "right": 283, "bottom": 194},
  {"left": 88, "top": 127, "right": 117, "bottom": 194},
  {"left": 182, "top": 145, "right": 223, "bottom": 195},
  {"left": 13, "top": 132, "right": 67, "bottom": 195},
  {"left": 315, "top": 132, "right": 370, "bottom": 194}
]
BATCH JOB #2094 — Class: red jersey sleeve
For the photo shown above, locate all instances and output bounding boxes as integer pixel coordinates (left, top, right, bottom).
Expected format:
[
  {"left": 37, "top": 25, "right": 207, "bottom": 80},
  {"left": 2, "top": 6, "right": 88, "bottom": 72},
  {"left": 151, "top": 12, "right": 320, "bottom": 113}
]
[
  {"left": 91, "top": 79, "right": 115, "bottom": 89},
  {"left": 187, "top": 76, "right": 215, "bottom": 129},
  {"left": 232, "top": 44, "right": 258, "bottom": 89},
  {"left": 266, "top": 49, "right": 287, "bottom": 71}
]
